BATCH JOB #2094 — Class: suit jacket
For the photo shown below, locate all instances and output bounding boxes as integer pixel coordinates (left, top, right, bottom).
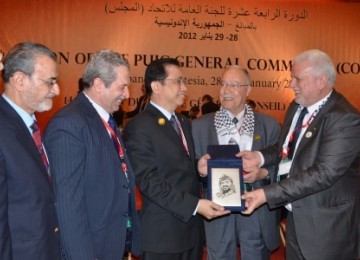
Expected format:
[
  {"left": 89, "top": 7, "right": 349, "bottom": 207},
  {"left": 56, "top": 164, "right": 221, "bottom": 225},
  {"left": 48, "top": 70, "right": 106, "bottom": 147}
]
[
  {"left": 0, "top": 96, "right": 60, "bottom": 260},
  {"left": 124, "top": 103, "right": 204, "bottom": 254},
  {"left": 191, "top": 111, "right": 281, "bottom": 250},
  {"left": 43, "top": 93, "right": 140, "bottom": 259},
  {"left": 262, "top": 90, "right": 360, "bottom": 259}
]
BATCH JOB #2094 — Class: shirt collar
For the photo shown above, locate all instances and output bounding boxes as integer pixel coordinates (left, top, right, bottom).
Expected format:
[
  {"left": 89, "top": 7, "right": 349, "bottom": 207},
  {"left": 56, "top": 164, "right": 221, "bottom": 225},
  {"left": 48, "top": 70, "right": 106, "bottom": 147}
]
[
  {"left": 83, "top": 92, "right": 110, "bottom": 122},
  {"left": 2, "top": 93, "right": 35, "bottom": 134},
  {"left": 150, "top": 100, "right": 173, "bottom": 120}
]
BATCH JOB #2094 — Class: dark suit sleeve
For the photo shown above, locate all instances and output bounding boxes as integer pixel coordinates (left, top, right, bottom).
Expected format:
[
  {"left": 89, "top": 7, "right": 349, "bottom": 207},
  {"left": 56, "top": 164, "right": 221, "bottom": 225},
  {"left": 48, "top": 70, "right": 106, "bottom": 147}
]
[
  {"left": 264, "top": 111, "right": 360, "bottom": 208},
  {"left": 0, "top": 150, "right": 12, "bottom": 259},
  {"left": 125, "top": 120, "right": 199, "bottom": 223},
  {"left": 44, "top": 117, "right": 97, "bottom": 260}
]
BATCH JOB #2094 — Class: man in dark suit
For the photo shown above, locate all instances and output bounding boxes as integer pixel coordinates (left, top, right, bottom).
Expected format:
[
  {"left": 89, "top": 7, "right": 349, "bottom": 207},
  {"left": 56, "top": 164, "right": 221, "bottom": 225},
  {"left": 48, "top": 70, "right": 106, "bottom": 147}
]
[
  {"left": 124, "top": 58, "right": 229, "bottom": 260},
  {"left": 44, "top": 50, "right": 140, "bottom": 259},
  {"left": 239, "top": 49, "right": 360, "bottom": 259},
  {"left": 201, "top": 94, "right": 220, "bottom": 115},
  {"left": 0, "top": 42, "right": 61, "bottom": 259},
  {"left": 193, "top": 66, "right": 280, "bottom": 260}
]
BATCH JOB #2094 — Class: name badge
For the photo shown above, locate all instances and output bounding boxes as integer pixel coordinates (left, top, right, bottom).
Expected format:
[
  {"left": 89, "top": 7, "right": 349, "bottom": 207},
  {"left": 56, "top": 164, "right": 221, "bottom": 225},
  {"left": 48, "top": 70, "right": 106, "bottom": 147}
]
[{"left": 279, "top": 160, "right": 292, "bottom": 176}]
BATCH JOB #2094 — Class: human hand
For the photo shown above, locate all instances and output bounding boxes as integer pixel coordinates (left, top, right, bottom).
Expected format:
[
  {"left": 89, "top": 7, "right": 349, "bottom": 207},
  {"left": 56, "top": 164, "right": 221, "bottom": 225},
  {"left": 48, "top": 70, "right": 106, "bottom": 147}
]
[
  {"left": 237, "top": 151, "right": 261, "bottom": 172},
  {"left": 241, "top": 189, "right": 267, "bottom": 215},
  {"left": 243, "top": 167, "right": 269, "bottom": 183},
  {"left": 197, "top": 199, "right": 230, "bottom": 220},
  {"left": 198, "top": 154, "right": 211, "bottom": 177}
]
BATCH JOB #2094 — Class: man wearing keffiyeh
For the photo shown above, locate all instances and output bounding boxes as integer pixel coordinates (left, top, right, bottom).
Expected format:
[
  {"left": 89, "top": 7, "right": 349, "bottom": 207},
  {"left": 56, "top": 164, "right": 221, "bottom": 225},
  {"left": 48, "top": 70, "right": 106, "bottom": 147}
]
[{"left": 192, "top": 66, "right": 281, "bottom": 260}]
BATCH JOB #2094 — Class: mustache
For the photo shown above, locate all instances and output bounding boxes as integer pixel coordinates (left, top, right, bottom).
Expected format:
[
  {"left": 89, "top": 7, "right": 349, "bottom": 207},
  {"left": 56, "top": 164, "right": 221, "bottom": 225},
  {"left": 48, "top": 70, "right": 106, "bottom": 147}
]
[{"left": 45, "top": 94, "right": 56, "bottom": 99}]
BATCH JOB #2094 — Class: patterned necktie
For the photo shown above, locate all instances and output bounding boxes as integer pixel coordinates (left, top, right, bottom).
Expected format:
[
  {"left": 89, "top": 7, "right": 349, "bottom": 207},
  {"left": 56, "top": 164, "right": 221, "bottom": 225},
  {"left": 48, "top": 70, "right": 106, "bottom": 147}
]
[
  {"left": 170, "top": 115, "right": 180, "bottom": 136},
  {"left": 30, "top": 121, "right": 50, "bottom": 172},
  {"left": 287, "top": 107, "right": 308, "bottom": 159}
]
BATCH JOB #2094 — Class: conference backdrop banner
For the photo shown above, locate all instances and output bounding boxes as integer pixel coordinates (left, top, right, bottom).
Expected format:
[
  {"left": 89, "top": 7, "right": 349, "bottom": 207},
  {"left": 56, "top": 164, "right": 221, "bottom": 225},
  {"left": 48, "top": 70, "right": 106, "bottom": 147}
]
[{"left": 1, "top": 0, "right": 359, "bottom": 128}]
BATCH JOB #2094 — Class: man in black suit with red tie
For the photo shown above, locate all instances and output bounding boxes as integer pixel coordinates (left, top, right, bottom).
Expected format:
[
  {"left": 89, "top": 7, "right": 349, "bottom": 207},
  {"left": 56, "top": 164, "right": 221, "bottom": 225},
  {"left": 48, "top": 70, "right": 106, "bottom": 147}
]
[
  {"left": 125, "top": 58, "right": 229, "bottom": 260},
  {"left": 0, "top": 42, "right": 61, "bottom": 259}
]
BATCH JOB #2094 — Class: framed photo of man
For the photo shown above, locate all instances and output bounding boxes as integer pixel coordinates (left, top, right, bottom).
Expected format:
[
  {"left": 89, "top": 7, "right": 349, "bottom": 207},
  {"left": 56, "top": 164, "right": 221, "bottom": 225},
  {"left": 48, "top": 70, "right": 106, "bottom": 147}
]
[{"left": 207, "top": 159, "right": 245, "bottom": 212}]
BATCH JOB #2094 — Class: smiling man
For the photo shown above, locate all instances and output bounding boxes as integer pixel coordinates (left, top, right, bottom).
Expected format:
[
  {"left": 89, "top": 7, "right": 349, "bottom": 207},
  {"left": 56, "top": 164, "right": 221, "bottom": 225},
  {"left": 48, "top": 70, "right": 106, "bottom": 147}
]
[
  {"left": 240, "top": 49, "right": 360, "bottom": 260},
  {"left": 125, "top": 58, "right": 229, "bottom": 260},
  {"left": 193, "top": 66, "right": 281, "bottom": 260},
  {"left": 44, "top": 50, "right": 140, "bottom": 259}
]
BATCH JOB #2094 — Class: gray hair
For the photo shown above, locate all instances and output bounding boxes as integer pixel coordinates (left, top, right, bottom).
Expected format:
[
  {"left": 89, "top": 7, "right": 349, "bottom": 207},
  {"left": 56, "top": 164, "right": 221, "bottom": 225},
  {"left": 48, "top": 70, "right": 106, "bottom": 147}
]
[
  {"left": 224, "top": 65, "right": 251, "bottom": 85},
  {"left": 1, "top": 42, "right": 56, "bottom": 83},
  {"left": 293, "top": 49, "right": 336, "bottom": 87},
  {"left": 82, "top": 49, "right": 129, "bottom": 88}
]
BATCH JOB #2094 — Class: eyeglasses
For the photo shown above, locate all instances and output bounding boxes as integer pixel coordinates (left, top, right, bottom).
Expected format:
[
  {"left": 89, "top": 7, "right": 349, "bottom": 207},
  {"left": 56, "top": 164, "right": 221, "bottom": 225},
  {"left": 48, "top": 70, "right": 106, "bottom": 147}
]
[
  {"left": 163, "top": 77, "right": 186, "bottom": 86},
  {"left": 36, "top": 77, "right": 58, "bottom": 88},
  {"left": 220, "top": 81, "right": 249, "bottom": 88}
]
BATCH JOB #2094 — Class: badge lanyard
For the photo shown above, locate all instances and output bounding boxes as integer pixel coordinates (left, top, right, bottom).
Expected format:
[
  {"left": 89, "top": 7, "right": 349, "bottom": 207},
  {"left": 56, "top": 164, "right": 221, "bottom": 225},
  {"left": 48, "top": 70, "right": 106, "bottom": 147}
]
[
  {"left": 101, "top": 118, "right": 129, "bottom": 183},
  {"left": 281, "top": 111, "right": 315, "bottom": 160}
]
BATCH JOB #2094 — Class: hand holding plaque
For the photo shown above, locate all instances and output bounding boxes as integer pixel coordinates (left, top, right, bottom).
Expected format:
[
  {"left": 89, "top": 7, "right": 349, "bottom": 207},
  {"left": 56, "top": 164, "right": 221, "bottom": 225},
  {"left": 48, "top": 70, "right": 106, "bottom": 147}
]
[{"left": 207, "top": 145, "right": 245, "bottom": 212}]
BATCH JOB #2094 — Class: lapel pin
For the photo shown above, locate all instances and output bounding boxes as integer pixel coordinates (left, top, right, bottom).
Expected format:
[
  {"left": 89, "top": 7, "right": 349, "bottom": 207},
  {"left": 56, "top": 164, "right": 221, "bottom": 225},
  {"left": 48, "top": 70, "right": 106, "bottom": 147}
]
[
  {"left": 305, "top": 131, "right": 312, "bottom": 138},
  {"left": 158, "top": 118, "right": 165, "bottom": 125},
  {"left": 254, "top": 134, "right": 261, "bottom": 142}
]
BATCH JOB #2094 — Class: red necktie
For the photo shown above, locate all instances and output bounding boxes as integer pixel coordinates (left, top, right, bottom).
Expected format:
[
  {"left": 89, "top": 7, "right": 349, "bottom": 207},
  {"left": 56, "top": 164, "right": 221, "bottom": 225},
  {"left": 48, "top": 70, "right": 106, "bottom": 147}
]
[{"left": 31, "top": 121, "right": 50, "bottom": 174}]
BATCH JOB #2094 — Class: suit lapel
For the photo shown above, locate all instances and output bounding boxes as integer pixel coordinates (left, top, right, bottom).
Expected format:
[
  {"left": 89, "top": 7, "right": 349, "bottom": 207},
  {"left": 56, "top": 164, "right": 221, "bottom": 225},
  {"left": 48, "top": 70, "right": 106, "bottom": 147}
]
[
  {"left": 0, "top": 97, "right": 50, "bottom": 180},
  {"left": 251, "top": 114, "right": 263, "bottom": 151},
  {"left": 77, "top": 93, "right": 120, "bottom": 159},
  {"left": 296, "top": 91, "right": 339, "bottom": 155},
  {"left": 146, "top": 104, "right": 192, "bottom": 158},
  {"left": 210, "top": 114, "right": 220, "bottom": 145}
]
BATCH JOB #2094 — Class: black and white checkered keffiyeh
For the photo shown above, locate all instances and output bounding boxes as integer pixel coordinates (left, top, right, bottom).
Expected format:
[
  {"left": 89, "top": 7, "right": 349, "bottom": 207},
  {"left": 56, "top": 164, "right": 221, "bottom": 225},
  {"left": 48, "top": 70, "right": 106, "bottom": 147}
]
[{"left": 214, "top": 104, "right": 255, "bottom": 137}]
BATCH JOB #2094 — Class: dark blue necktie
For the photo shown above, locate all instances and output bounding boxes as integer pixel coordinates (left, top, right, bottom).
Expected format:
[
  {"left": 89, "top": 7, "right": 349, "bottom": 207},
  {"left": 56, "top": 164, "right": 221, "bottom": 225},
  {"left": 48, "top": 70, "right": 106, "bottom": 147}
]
[
  {"left": 108, "top": 115, "right": 119, "bottom": 152},
  {"left": 108, "top": 115, "right": 117, "bottom": 132},
  {"left": 169, "top": 115, "right": 180, "bottom": 136},
  {"left": 287, "top": 107, "right": 308, "bottom": 159}
]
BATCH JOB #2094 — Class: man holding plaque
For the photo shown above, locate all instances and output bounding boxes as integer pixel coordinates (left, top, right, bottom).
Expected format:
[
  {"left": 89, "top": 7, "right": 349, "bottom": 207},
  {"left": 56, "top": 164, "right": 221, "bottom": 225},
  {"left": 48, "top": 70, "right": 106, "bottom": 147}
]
[
  {"left": 125, "top": 58, "right": 229, "bottom": 260},
  {"left": 240, "top": 49, "right": 360, "bottom": 260},
  {"left": 193, "top": 66, "right": 281, "bottom": 260}
]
